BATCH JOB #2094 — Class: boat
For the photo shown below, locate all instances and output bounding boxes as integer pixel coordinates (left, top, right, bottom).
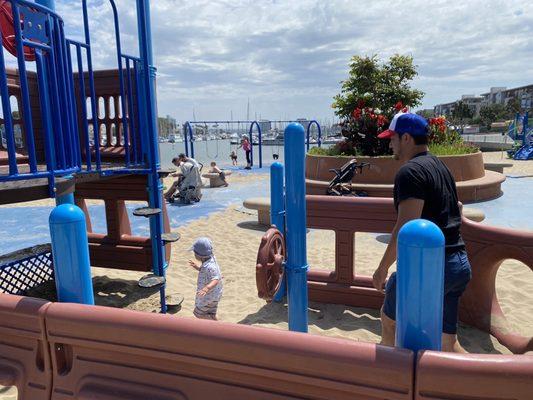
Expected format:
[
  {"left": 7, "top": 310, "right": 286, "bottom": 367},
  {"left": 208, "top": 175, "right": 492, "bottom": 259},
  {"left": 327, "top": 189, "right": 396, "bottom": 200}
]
[
  {"left": 229, "top": 133, "right": 241, "bottom": 145},
  {"left": 321, "top": 136, "right": 344, "bottom": 145}
]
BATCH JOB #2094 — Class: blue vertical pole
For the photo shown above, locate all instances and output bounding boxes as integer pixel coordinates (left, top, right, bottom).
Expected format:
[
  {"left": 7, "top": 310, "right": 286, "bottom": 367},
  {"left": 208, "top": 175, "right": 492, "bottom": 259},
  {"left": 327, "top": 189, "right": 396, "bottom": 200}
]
[
  {"left": 137, "top": 0, "right": 167, "bottom": 313},
  {"left": 248, "top": 122, "right": 254, "bottom": 167},
  {"left": 258, "top": 125, "right": 263, "bottom": 168},
  {"left": 34, "top": 0, "right": 75, "bottom": 204},
  {"left": 183, "top": 123, "right": 189, "bottom": 157},
  {"left": 284, "top": 123, "right": 308, "bottom": 332},
  {"left": 49, "top": 204, "right": 94, "bottom": 304},
  {"left": 271, "top": 162, "right": 286, "bottom": 302},
  {"left": 396, "top": 219, "right": 445, "bottom": 352}
]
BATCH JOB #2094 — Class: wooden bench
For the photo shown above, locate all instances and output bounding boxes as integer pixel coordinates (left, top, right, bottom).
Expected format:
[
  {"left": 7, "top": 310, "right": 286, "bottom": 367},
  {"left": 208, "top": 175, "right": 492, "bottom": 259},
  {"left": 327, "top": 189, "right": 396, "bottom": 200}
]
[
  {"left": 202, "top": 171, "right": 232, "bottom": 187},
  {"left": 484, "top": 162, "right": 513, "bottom": 173},
  {"left": 243, "top": 197, "right": 486, "bottom": 225},
  {"left": 243, "top": 197, "right": 271, "bottom": 225}
]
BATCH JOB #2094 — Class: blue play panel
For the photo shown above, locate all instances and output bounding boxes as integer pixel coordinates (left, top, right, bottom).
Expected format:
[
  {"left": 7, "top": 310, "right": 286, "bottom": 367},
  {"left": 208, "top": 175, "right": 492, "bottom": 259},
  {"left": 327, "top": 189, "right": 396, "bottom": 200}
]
[{"left": 0, "top": 172, "right": 531, "bottom": 255}]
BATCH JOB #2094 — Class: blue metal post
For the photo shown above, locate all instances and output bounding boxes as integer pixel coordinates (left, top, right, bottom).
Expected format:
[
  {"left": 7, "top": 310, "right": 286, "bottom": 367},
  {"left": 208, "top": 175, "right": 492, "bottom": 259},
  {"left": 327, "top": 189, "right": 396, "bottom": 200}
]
[
  {"left": 137, "top": 0, "right": 167, "bottom": 313},
  {"left": 258, "top": 124, "right": 263, "bottom": 168},
  {"left": 34, "top": 0, "right": 74, "bottom": 204},
  {"left": 284, "top": 123, "right": 308, "bottom": 332},
  {"left": 248, "top": 122, "right": 254, "bottom": 167},
  {"left": 184, "top": 122, "right": 194, "bottom": 158},
  {"left": 183, "top": 123, "right": 189, "bottom": 157},
  {"left": 49, "top": 204, "right": 94, "bottom": 304},
  {"left": 270, "top": 162, "right": 286, "bottom": 302},
  {"left": 396, "top": 219, "right": 445, "bottom": 352}
]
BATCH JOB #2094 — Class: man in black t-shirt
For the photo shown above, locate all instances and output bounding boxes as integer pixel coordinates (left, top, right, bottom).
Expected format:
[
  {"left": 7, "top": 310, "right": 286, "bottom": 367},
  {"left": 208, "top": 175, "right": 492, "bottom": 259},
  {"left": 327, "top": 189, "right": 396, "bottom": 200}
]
[{"left": 372, "top": 112, "right": 471, "bottom": 353}]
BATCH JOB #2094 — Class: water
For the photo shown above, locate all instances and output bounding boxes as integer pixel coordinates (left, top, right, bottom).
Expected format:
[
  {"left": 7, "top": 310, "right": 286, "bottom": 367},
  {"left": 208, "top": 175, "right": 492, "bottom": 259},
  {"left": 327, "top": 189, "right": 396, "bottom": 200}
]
[{"left": 159, "top": 140, "right": 322, "bottom": 169}]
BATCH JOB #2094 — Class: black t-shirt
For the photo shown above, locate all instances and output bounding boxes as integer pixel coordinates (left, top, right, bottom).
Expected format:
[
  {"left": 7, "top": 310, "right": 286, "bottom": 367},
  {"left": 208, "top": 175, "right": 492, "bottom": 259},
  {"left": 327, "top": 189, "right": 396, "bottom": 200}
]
[{"left": 393, "top": 151, "right": 465, "bottom": 252}]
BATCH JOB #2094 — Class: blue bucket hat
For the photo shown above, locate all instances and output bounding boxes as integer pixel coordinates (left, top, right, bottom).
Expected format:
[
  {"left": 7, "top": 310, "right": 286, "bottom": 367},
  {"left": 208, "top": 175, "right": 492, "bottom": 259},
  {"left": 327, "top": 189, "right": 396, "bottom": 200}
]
[{"left": 189, "top": 237, "right": 213, "bottom": 257}]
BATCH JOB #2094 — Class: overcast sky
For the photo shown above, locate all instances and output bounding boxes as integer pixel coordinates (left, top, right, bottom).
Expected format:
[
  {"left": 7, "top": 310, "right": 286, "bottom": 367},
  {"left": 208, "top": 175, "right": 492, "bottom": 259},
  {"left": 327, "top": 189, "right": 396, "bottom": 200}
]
[{"left": 56, "top": 0, "right": 533, "bottom": 123}]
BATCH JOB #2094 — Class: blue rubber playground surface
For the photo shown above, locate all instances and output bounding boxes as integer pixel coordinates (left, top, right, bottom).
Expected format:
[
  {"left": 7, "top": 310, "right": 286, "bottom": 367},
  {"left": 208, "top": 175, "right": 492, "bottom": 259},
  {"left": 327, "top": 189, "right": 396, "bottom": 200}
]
[
  {"left": 0, "top": 169, "right": 531, "bottom": 255},
  {"left": 0, "top": 168, "right": 271, "bottom": 255}
]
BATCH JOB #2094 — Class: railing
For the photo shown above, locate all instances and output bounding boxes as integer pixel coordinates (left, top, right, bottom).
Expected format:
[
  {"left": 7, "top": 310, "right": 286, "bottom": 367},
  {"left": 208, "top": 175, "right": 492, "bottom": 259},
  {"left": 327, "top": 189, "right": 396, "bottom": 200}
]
[
  {"left": 0, "top": 0, "right": 151, "bottom": 196},
  {"left": 183, "top": 119, "right": 322, "bottom": 167}
]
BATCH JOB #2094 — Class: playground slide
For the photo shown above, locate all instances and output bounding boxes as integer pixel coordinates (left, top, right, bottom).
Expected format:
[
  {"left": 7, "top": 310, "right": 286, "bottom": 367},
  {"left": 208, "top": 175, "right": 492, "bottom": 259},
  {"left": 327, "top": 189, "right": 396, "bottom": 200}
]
[{"left": 513, "top": 144, "right": 533, "bottom": 160}]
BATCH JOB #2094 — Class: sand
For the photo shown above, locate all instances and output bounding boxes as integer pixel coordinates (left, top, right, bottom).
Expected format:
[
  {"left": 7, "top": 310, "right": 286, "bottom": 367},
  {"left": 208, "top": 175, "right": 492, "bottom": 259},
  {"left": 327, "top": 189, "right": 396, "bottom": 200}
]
[
  {"left": 21, "top": 201, "right": 533, "bottom": 355},
  {"left": 1, "top": 152, "right": 532, "bottom": 398}
]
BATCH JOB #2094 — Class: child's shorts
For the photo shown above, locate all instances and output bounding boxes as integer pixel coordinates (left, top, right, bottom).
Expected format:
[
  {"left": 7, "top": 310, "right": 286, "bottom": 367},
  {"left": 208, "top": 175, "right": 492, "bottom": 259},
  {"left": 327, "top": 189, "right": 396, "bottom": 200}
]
[
  {"left": 194, "top": 301, "right": 219, "bottom": 320},
  {"left": 382, "top": 249, "right": 471, "bottom": 334}
]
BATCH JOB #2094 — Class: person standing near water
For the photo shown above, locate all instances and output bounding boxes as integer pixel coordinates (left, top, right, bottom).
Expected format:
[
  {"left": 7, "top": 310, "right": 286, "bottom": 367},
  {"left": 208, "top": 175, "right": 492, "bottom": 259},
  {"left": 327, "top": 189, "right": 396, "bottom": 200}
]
[{"left": 238, "top": 137, "right": 252, "bottom": 169}]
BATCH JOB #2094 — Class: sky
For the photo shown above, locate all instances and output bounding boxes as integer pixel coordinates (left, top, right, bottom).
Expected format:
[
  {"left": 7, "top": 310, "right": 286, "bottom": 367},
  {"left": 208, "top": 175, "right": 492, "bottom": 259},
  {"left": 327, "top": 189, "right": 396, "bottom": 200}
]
[{"left": 54, "top": 0, "right": 533, "bottom": 123}]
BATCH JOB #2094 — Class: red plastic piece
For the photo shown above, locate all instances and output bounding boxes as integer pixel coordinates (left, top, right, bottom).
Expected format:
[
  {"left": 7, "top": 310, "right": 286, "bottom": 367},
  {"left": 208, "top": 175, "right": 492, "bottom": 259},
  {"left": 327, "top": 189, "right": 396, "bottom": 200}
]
[
  {"left": 256, "top": 227, "right": 285, "bottom": 301},
  {"left": 44, "top": 301, "right": 414, "bottom": 399},
  {"left": 0, "top": 0, "right": 36, "bottom": 61},
  {"left": 416, "top": 351, "right": 533, "bottom": 400},
  {"left": 0, "top": 294, "right": 51, "bottom": 399}
]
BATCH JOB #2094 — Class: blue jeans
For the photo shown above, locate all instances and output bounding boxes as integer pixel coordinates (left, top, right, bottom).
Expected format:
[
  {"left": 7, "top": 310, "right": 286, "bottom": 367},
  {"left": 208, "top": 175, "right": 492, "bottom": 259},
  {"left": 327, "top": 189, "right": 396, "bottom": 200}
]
[{"left": 382, "top": 249, "right": 471, "bottom": 334}]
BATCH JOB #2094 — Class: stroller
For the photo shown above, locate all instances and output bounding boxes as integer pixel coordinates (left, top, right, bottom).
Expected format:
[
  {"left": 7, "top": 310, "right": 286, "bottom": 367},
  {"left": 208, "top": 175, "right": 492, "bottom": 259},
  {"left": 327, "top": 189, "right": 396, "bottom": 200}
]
[{"left": 326, "top": 159, "right": 370, "bottom": 197}]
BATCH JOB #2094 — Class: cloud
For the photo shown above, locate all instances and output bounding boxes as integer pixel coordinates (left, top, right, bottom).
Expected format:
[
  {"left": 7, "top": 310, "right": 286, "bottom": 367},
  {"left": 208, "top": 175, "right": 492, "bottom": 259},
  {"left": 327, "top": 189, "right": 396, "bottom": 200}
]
[{"left": 55, "top": 0, "right": 532, "bottom": 121}]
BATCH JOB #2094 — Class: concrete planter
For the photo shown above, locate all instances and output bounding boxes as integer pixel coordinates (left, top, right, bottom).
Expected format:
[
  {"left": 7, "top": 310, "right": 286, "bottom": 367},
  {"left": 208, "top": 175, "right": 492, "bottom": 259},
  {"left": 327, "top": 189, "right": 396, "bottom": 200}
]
[{"left": 306, "top": 152, "right": 505, "bottom": 203}]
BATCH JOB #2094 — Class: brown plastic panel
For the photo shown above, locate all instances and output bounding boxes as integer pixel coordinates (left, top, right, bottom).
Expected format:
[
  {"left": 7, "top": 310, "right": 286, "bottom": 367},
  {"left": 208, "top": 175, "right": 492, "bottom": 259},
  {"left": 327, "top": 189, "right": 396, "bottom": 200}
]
[
  {"left": 415, "top": 351, "right": 533, "bottom": 400},
  {"left": 306, "top": 195, "right": 395, "bottom": 308},
  {"left": 75, "top": 174, "right": 171, "bottom": 272},
  {"left": 302, "top": 195, "right": 532, "bottom": 354},
  {"left": 460, "top": 216, "right": 533, "bottom": 354},
  {"left": 45, "top": 302, "right": 414, "bottom": 400},
  {"left": 0, "top": 294, "right": 52, "bottom": 400}
]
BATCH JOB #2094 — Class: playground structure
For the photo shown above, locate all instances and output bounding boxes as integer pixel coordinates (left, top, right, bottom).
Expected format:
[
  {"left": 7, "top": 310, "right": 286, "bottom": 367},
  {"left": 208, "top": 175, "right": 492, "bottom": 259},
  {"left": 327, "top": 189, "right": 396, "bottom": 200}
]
[
  {"left": 182, "top": 119, "right": 322, "bottom": 168},
  {"left": 0, "top": 0, "right": 176, "bottom": 312},
  {"left": 0, "top": 2, "right": 532, "bottom": 400},
  {"left": 508, "top": 112, "right": 533, "bottom": 160}
]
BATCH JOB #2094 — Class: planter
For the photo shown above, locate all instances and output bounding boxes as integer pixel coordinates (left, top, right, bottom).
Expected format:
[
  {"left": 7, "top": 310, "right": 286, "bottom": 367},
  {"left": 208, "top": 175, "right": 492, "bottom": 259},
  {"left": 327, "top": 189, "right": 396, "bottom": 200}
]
[{"left": 306, "top": 152, "right": 505, "bottom": 203}]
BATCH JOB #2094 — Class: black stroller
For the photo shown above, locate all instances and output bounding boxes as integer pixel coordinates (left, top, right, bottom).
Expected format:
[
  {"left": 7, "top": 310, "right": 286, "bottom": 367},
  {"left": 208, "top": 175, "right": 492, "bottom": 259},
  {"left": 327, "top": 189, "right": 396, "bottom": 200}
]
[{"left": 326, "top": 159, "right": 370, "bottom": 196}]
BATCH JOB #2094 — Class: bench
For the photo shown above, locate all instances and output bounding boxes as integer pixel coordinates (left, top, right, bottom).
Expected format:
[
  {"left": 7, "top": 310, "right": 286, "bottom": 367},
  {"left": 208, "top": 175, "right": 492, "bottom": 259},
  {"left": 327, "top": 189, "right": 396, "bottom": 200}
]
[
  {"left": 484, "top": 162, "right": 513, "bottom": 173},
  {"left": 202, "top": 171, "right": 232, "bottom": 187},
  {"left": 243, "top": 197, "right": 486, "bottom": 225},
  {"left": 243, "top": 197, "right": 271, "bottom": 225}
]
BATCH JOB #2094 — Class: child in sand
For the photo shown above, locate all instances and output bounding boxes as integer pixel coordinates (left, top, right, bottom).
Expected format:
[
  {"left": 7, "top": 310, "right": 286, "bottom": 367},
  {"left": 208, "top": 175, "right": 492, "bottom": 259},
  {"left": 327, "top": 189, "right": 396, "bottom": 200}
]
[
  {"left": 188, "top": 237, "right": 223, "bottom": 320},
  {"left": 230, "top": 151, "right": 238, "bottom": 166},
  {"left": 209, "top": 161, "right": 228, "bottom": 187}
]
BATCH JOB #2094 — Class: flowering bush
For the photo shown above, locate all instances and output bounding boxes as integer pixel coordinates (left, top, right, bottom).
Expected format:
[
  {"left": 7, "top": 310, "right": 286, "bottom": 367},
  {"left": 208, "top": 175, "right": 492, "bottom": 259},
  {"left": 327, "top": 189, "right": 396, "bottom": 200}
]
[
  {"left": 332, "top": 55, "right": 424, "bottom": 156},
  {"left": 428, "top": 115, "right": 462, "bottom": 145},
  {"left": 338, "top": 100, "right": 411, "bottom": 156}
]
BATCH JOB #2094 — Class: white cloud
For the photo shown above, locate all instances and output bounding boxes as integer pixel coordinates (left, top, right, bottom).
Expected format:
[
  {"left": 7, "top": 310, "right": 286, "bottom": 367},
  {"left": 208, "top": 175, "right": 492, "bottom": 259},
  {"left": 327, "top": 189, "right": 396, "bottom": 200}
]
[{"left": 56, "top": 0, "right": 532, "bottom": 121}]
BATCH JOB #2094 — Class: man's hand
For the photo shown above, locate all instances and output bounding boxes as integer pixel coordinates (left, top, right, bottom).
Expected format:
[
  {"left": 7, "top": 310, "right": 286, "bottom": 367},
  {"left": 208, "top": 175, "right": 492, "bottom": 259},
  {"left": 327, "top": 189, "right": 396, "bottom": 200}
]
[
  {"left": 197, "top": 287, "right": 208, "bottom": 297},
  {"left": 372, "top": 266, "right": 388, "bottom": 293},
  {"left": 188, "top": 260, "right": 199, "bottom": 270}
]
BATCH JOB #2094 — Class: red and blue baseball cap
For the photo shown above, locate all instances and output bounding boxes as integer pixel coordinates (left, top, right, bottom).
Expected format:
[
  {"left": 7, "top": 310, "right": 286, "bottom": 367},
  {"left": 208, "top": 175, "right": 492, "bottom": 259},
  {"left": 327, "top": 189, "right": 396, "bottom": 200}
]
[{"left": 377, "top": 112, "right": 429, "bottom": 139}]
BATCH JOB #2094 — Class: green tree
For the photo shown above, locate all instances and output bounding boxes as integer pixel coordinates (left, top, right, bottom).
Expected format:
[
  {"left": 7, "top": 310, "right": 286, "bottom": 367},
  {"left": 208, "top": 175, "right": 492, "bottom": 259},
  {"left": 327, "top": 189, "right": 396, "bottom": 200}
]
[
  {"left": 417, "top": 109, "right": 435, "bottom": 119},
  {"left": 332, "top": 54, "right": 424, "bottom": 156},
  {"left": 506, "top": 97, "right": 522, "bottom": 117},
  {"left": 479, "top": 104, "right": 508, "bottom": 130},
  {"left": 451, "top": 101, "right": 473, "bottom": 133}
]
